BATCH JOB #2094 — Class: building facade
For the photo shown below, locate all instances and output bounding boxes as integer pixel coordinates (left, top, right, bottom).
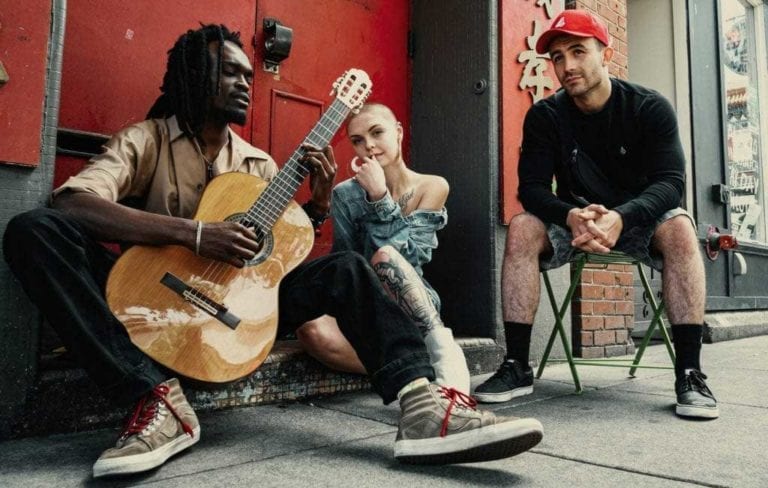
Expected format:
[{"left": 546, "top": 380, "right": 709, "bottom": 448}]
[{"left": 0, "top": 0, "right": 766, "bottom": 436}]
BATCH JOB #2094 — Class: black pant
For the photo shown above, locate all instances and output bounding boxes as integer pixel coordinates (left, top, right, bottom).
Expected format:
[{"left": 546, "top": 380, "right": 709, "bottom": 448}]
[{"left": 3, "top": 208, "right": 433, "bottom": 405}]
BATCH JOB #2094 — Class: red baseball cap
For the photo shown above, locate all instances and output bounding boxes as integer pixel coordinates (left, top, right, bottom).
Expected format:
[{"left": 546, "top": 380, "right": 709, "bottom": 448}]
[{"left": 535, "top": 10, "right": 611, "bottom": 55}]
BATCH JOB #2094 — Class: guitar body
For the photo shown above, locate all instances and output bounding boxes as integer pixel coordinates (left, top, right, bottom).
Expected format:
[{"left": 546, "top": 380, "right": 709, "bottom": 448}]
[{"left": 106, "top": 172, "right": 314, "bottom": 383}]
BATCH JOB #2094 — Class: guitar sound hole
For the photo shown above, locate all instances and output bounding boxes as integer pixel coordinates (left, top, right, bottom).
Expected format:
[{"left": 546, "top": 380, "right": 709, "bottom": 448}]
[{"left": 225, "top": 213, "right": 274, "bottom": 267}]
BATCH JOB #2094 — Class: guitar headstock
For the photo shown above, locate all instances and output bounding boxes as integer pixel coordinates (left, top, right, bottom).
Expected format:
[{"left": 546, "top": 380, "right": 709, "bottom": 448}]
[{"left": 331, "top": 69, "right": 372, "bottom": 114}]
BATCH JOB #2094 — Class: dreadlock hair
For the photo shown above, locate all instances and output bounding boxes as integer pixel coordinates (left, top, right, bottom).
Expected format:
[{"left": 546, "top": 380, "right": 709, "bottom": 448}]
[{"left": 146, "top": 23, "right": 243, "bottom": 136}]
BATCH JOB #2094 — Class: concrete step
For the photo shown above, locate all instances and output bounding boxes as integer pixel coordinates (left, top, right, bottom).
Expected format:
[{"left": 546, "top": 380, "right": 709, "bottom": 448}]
[{"left": 7, "top": 338, "right": 503, "bottom": 439}]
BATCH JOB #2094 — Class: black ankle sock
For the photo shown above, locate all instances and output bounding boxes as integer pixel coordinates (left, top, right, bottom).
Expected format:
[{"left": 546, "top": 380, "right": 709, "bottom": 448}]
[
  {"left": 672, "top": 324, "right": 703, "bottom": 377},
  {"left": 504, "top": 321, "right": 532, "bottom": 366}
]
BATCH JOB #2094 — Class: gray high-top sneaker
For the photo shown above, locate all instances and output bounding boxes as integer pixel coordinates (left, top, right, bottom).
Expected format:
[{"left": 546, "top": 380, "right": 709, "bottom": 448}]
[
  {"left": 93, "top": 378, "right": 200, "bottom": 477},
  {"left": 394, "top": 383, "right": 543, "bottom": 464}
]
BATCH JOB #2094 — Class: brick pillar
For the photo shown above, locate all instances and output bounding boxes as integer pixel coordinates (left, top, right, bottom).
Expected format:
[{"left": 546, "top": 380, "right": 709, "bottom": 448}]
[
  {"left": 572, "top": 263, "right": 636, "bottom": 358},
  {"left": 566, "top": 0, "right": 633, "bottom": 358}
]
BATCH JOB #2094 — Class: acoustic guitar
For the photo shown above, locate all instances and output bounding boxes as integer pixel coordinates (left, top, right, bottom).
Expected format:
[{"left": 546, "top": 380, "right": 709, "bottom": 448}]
[{"left": 106, "top": 69, "right": 372, "bottom": 383}]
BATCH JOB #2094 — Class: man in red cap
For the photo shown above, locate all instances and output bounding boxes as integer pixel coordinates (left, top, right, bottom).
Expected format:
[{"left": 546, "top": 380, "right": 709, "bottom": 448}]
[{"left": 474, "top": 10, "right": 718, "bottom": 420}]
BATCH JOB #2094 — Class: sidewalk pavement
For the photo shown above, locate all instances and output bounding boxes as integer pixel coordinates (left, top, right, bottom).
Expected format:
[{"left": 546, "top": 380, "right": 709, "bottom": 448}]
[{"left": 1, "top": 335, "right": 766, "bottom": 488}]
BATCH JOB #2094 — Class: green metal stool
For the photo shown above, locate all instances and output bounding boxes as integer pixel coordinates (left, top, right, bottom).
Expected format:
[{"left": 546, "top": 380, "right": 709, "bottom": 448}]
[{"left": 536, "top": 251, "right": 676, "bottom": 393}]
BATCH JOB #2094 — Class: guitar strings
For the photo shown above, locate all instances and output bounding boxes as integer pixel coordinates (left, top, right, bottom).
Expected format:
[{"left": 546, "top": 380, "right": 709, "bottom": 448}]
[
  {"left": 246, "top": 100, "right": 350, "bottom": 225},
  {"left": 188, "top": 98, "right": 351, "bottom": 307},
  {"left": 195, "top": 99, "right": 347, "bottom": 302},
  {"left": 193, "top": 100, "right": 345, "bottom": 300}
]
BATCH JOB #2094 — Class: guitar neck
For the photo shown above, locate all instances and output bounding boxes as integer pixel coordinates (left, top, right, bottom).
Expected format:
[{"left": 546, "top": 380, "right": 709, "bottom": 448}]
[{"left": 244, "top": 98, "right": 349, "bottom": 231}]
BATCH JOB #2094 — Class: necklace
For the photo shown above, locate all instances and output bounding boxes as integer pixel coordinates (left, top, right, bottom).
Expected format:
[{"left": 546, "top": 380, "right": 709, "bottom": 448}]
[
  {"left": 192, "top": 137, "right": 215, "bottom": 180},
  {"left": 202, "top": 155, "right": 214, "bottom": 180}
]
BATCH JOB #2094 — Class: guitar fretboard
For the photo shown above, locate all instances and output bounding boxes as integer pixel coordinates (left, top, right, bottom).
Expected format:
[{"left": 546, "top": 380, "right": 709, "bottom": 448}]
[{"left": 241, "top": 98, "right": 349, "bottom": 234}]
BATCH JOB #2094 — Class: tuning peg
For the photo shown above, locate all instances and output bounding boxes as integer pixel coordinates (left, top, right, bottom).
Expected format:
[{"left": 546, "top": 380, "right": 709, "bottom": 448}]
[{"left": 331, "top": 73, "right": 345, "bottom": 95}]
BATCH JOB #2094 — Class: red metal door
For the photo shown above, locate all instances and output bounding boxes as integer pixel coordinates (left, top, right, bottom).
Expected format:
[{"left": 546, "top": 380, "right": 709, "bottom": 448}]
[
  {"left": 57, "top": 1, "right": 258, "bottom": 135},
  {"left": 250, "top": 0, "right": 411, "bottom": 257}
]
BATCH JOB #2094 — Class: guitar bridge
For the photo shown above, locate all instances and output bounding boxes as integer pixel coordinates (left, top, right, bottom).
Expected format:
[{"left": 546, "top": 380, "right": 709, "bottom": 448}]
[{"left": 160, "top": 272, "right": 241, "bottom": 330}]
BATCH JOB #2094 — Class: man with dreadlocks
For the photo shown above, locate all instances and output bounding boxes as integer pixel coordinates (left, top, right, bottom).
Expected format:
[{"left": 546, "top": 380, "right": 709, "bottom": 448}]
[{"left": 4, "top": 24, "right": 543, "bottom": 478}]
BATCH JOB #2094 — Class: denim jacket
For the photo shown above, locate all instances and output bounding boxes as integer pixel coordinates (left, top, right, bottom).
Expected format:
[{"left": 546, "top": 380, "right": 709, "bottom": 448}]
[{"left": 331, "top": 178, "right": 447, "bottom": 309}]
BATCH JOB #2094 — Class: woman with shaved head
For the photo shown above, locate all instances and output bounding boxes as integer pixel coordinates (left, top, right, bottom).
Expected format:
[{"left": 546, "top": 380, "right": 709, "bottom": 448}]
[{"left": 297, "top": 103, "right": 470, "bottom": 393}]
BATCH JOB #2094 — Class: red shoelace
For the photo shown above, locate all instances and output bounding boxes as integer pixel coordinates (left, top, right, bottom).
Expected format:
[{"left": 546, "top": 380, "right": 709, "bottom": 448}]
[
  {"left": 438, "top": 386, "right": 477, "bottom": 437},
  {"left": 120, "top": 384, "right": 194, "bottom": 439}
]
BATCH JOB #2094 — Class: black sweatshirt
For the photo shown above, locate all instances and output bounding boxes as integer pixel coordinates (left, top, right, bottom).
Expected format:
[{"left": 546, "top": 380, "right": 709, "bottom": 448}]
[{"left": 517, "top": 78, "right": 685, "bottom": 231}]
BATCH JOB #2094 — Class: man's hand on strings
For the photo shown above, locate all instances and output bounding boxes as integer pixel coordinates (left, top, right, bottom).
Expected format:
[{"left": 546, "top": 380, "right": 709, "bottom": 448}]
[
  {"left": 301, "top": 144, "right": 336, "bottom": 213},
  {"left": 195, "top": 221, "right": 261, "bottom": 268}
]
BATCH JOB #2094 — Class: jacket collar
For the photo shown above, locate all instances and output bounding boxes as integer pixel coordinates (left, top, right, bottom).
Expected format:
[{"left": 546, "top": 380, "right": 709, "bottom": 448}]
[{"left": 167, "top": 115, "right": 270, "bottom": 161}]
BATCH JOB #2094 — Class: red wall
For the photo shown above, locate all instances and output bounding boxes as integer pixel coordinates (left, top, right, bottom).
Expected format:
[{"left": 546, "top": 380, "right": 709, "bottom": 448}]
[
  {"left": 499, "top": 0, "right": 561, "bottom": 222},
  {"left": 0, "top": 0, "right": 51, "bottom": 167},
  {"left": 53, "top": 0, "right": 258, "bottom": 188},
  {"left": 58, "top": 0, "right": 258, "bottom": 135}
]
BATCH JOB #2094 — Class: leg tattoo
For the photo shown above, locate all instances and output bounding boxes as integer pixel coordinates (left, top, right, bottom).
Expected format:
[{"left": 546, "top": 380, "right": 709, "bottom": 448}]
[{"left": 373, "top": 259, "right": 443, "bottom": 336}]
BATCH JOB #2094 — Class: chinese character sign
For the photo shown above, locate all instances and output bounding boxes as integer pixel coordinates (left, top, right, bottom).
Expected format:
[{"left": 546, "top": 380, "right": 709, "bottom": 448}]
[
  {"left": 534, "top": 0, "right": 558, "bottom": 19},
  {"left": 500, "top": 0, "right": 562, "bottom": 222},
  {"left": 518, "top": 19, "right": 554, "bottom": 103}
]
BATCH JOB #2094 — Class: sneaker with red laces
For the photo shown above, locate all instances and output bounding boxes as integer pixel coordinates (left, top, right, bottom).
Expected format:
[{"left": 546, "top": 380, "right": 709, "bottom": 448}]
[
  {"left": 92, "top": 378, "right": 200, "bottom": 477},
  {"left": 394, "top": 383, "right": 543, "bottom": 464}
]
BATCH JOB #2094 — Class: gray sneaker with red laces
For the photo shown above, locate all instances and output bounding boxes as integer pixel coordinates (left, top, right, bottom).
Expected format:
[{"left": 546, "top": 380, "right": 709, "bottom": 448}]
[
  {"left": 92, "top": 378, "right": 200, "bottom": 478},
  {"left": 394, "top": 383, "right": 543, "bottom": 464}
]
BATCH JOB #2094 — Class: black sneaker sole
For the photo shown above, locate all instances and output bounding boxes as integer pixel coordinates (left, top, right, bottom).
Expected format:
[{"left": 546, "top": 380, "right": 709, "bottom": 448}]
[{"left": 394, "top": 418, "right": 543, "bottom": 464}]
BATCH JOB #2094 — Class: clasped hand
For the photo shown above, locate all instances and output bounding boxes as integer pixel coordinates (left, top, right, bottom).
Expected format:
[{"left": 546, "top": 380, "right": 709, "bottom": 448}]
[{"left": 566, "top": 204, "right": 623, "bottom": 254}]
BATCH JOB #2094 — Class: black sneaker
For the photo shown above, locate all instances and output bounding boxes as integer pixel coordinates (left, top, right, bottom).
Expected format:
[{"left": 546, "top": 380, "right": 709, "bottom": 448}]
[
  {"left": 394, "top": 383, "right": 543, "bottom": 464},
  {"left": 675, "top": 369, "right": 719, "bottom": 419},
  {"left": 473, "top": 360, "right": 534, "bottom": 403}
]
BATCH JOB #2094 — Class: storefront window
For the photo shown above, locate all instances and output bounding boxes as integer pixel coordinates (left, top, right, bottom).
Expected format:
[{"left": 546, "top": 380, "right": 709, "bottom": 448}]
[{"left": 720, "top": 0, "right": 768, "bottom": 243}]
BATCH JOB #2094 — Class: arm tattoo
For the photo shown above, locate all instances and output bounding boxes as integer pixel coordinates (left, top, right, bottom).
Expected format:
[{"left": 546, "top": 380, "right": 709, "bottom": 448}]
[{"left": 373, "top": 260, "right": 443, "bottom": 336}]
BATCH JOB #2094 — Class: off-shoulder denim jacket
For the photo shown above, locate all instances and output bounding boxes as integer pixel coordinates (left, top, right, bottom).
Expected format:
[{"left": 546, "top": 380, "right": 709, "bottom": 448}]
[{"left": 331, "top": 178, "right": 447, "bottom": 310}]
